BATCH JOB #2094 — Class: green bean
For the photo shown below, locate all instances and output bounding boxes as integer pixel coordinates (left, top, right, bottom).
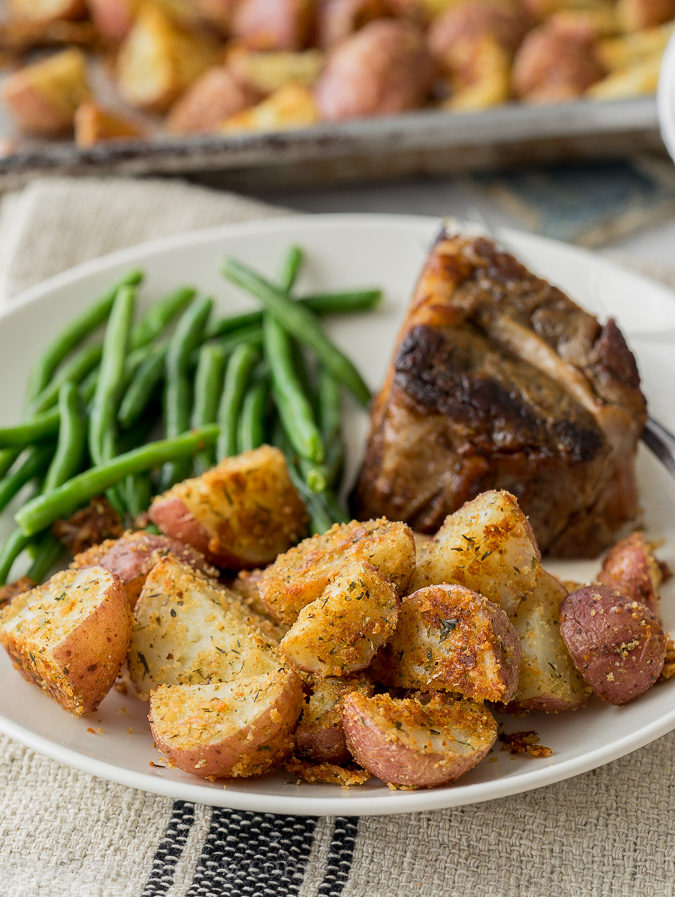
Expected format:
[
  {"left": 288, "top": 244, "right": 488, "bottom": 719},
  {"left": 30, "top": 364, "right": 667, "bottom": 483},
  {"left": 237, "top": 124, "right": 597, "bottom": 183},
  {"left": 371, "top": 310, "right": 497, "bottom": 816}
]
[
  {"left": 217, "top": 344, "right": 260, "bottom": 459},
  {"left": 26, "top": 269, "right": 144, "bottom": 403},
  {"left": 26, "top": 534, "right": 64, "bottom": 584},
  {"left": 222, "top": 259, "right": 370, "bottom": 406},
  {"left": 130, "top": 286, "right": 196, "bottom": 348},
  {"left": 0, "top": 527, "right": 32, "bottom": 585},
  {"left": 125, "top": 472, "right": 152, "bottom": 519},
  {"left": 161, "top": 297, "right": 213, "bottom": 489},
  {"left": 118, "top": 344, "right": 166, "bottom": 428},
  {"left": 0, "top": 445, "right": 52, "bottom": 513},
  {"left": 192, "top": 344, "right": 226, "bottom": 473},
  {"left": 278, "top": 245, "right": 304, "bottom": 293},
  {"left": 264, "top": 316, "right": 324, "bottom": 463},
  {"left": 0, "top": 409, "right": 60, "bottom": 447},
  {"left": 43, "top": 383, "right": 86, "bottom": 493},
  {"left": 238, "top": 374, "right": 269, "bottom": 453},
  {"left": 205, "top": 287, "right": 381, "bottom": 340},
  {"left": 30, "top": 344, "right": 103, "bottom": 414},
  {"left": 0, "top": 448, "right": 21, "bottom": 478},
  {"left": 15, "top": 425, "right": 219, "bottom": 536},
  {"left": 89, "top": 285, "right": 136, "bottom": 467}
]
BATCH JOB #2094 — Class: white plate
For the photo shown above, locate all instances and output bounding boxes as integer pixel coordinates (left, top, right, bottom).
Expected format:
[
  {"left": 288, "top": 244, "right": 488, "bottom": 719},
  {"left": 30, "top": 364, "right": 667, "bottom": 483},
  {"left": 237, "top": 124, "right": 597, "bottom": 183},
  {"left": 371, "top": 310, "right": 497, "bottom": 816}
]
[{"left": 0, "top": 214, "right": 674, "bottom": 817}]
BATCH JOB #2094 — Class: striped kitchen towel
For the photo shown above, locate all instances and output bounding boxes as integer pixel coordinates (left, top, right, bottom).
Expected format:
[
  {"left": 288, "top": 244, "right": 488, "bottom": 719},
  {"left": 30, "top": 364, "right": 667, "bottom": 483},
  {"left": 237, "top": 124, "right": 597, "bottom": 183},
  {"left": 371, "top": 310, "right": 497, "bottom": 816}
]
[{"left": 1, "top": 176, "right": 674, "bottom": 897}]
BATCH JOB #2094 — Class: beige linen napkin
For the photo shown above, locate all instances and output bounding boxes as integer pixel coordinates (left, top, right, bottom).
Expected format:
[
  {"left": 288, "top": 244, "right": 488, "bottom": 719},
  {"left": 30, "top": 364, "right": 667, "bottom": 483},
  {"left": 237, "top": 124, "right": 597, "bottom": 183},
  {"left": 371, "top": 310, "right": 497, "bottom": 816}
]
[{"left": 0, "top": 177, "right": 674, "bottom": 897}]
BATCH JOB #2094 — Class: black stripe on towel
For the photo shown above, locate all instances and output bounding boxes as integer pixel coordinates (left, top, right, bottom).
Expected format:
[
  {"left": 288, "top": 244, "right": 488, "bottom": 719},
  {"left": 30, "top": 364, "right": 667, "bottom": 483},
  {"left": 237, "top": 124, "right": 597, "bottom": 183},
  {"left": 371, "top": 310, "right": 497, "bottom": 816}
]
[
  {"left": 142, "top": 800, "right": 196, "bottom": 897},
  {"left": 185, "top": 809, "right": 317, "bottom": 897},
  {"left": 317, "top": 817, "right": 359, "bottom": 897}
]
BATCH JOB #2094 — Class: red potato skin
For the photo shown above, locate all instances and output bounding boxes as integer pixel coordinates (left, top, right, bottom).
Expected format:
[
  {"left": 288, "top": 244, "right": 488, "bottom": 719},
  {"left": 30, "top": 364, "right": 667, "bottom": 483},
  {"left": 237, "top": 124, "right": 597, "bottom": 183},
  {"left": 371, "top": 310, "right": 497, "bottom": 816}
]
[
  {"left": 87, "top": 0, "right": 137, "bottom": 41},
  {"left": 342, "top": 692, "right": 496, "bottom": 788},
  {"left": 3, "top": 78, "right": 73, "bottom": 136},
  {"left": 560, "top": 586, "right": 666, "bottom": 705},
  {"left": 512, "top": 20, "right": 605, "bottom": 102},
  {"left": 314, "top": 19, "right": 435, "bottom": 121},
  {"left": 149, "top": 496, "right": 217, "bottom": 565},
  {"left": 428, "top": 0, "right": 530, "bottom": 61},
  {"left": 167, "top": 67, "right": 254, "bottom": 133},
  {"left": 295, "top": 720, "right": 350, "bottom": 764},
  {"left": 149, "top": 673, "right": 304, "bottom": 779},
  {"left": 598, "top": 533, "right": 662, "bottom": 618},
  {"left": 231, "top": 0, "right": 315, "bottom": 50}
]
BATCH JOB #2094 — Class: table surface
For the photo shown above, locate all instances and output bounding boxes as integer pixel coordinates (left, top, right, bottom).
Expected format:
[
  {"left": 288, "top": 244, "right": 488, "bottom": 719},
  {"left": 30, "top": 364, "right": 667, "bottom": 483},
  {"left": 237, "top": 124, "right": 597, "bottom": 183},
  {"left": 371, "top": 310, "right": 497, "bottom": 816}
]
[{"left": 263, "top": 176, "right": 675, "bottom": 269}]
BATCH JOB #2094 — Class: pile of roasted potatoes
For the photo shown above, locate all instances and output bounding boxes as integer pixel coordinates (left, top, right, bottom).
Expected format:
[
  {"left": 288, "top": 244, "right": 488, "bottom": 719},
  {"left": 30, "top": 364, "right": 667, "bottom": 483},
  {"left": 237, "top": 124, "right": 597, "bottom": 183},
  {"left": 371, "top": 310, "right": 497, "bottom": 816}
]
[
  {"left": 0, "top": 0, "right": 672, "bottom": 148},
  {"left": 0, "top": 445, "right": 670, "bottom": 790}
]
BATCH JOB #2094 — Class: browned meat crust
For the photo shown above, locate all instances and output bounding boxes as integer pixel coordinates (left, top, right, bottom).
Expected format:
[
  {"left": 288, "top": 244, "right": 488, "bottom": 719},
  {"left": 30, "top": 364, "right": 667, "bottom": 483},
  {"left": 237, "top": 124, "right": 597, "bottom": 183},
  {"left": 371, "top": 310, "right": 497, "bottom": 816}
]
[{"left": 351, "top": 224, "right": 646, "bottom": 557}]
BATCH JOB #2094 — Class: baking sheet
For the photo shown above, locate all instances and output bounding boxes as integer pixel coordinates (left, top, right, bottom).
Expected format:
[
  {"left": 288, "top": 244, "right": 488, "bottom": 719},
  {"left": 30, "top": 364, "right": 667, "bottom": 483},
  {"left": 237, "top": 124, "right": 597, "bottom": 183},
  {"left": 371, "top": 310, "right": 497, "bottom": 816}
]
[{"left": 0, "top": 95, "right": 663, "bottom": 190}]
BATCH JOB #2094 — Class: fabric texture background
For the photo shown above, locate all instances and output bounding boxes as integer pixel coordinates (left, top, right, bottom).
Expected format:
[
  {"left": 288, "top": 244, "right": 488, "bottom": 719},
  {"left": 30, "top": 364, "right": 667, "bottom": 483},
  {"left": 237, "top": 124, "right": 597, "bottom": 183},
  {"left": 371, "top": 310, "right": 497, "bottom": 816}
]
[{"left": 0, "top": 176, "right": 673, "bottom": 897}]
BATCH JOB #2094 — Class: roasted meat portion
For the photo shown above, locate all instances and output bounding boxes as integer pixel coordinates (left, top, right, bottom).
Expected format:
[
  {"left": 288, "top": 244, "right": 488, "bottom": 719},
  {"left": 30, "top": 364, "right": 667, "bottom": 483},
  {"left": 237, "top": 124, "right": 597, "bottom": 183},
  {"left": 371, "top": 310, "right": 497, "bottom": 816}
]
[{"left": 351, "top": 223, "right": 647, "bottom": 556}]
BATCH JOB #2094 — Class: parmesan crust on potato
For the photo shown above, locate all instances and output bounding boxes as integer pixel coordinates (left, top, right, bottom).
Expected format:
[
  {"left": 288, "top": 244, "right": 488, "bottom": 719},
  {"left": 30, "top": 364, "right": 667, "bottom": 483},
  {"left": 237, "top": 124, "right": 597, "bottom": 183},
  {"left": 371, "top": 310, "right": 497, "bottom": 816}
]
[
  {"left": 150, "top": 668, "right": 303, "bottom": 778},
  {"left": 258, "top": 517, "right": 416, "bottom": 625},
  {"left": 507, "top": 571, "right": 590, "bottom": 712},
  {"left": 280, "top": 562, "right": 399, "bottom": 676},
  {"left": 128, "top": 557, "right": 285, "bottom": 700},
  {"left": 342, "top": 691, "right": 498, "bottom": 789},
  {"left": 0, "top": 566, "right": 131, "bottom": 716},
  {"left": 372, "top": 583, "right": 521, "bottom": 703},
  {"left": 149, "top": 445, "right": 308, "bottom": 569},
  {"left": 410, "top": 490, "right": 541, "bottom": 619}
]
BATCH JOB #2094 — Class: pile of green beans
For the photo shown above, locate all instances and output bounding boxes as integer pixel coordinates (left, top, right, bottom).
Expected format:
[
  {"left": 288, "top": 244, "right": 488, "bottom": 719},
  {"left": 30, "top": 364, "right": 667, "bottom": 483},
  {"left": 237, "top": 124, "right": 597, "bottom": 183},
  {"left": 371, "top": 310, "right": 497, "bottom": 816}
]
[{"left": 0, "top": 250, "right": 380, "bottom": 587}]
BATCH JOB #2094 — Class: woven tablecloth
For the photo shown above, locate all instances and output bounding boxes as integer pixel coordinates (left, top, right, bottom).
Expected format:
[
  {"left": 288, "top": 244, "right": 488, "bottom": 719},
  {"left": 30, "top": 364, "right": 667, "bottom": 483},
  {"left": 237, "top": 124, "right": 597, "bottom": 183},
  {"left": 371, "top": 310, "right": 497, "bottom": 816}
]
[{"left": 0, "top": 176, "right": 674, "bottom": 897}]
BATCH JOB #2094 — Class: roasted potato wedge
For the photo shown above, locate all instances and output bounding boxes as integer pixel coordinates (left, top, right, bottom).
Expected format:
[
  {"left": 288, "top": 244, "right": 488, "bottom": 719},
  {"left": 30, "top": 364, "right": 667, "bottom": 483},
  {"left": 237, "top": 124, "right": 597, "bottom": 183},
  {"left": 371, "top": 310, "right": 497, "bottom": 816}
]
[
  {"left": 3, "top": 47, "right": 90, "bottom": 136},
  {"left": 508, "top": 571, "right": 590, "bottom": 712},
  {"left": 373, "top": 583, "right": 521, "bottom": 703},
  {"left": 227, "top": 46, "right": 324, "bottom": 94},
  {"left": 280, "top": 562, "right": 399, "bottom": 676},
  {"left": 597, "top": 532, "right": 663, "bottom": 617},
  {"left": 72, "top": 530, "right": 217, "bottom": 607},
  {"left": 0, "top": 566, "right": 131, "bottom": 716},
  {"left": 295, "top": 674, "right": 374, "bottom": 763},
  {"left": 116, "top": 4, "right": 218, "bottom": 112},
  {"left": 442, "top": 35, "right": 512, "bottom": 110},
  {"left": 221, "top": 82, "right": 319, "bottom": 132},
  {"left": 167, "top": 66, "right": 253, "bottom": 133},
  {"left": 585, "top": 53, "right": 660, "bottom": 98},
  {"left": 597, "top": 21, "right": 673, "bottom": 68},
  {"left": 314, "top": 19, "right": 434, "bottom": 120},
  {"left": 9, "top": 0, "right": 86, "bottom": 22},
  {"left": 410, "top": 490, "right": 540, "bottom": 619},
  {"left": 342, "top": 691, "right": 497, "bottom": 788},
  {"left": 560, "top": 585, "right": 666, "bottom": 704},
  {"left": 258, "top": 517, "right": 416, "bottom": 625},
  {"left": 74, "top": 101, "right": 145, "bottom": 146},
  {"left": 617, "top": 0, "right": 674, "bottom": 30},
  {"left": 128, "top": 557, "right": 284, "bottom": 700},
  {"left": 149, "top": 445, "right": 308, "bottom": 569},
  {"left": 231, "top": 0, "right": 315, "bottom": 50},
  {"left": 150, "top": 668, "right": 303, "bottom": 778}
]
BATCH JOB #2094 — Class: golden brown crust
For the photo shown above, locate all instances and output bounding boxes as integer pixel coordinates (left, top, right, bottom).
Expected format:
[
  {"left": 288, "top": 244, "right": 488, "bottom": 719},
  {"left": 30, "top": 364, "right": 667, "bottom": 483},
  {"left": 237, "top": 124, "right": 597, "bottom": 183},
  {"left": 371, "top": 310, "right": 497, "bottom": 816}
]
[
  {"left": 259, "top": 517, "right": 415, "bottom": 625},
  {"left": 342, "top": 691, "right": 497, "bottom": 788},
  {"left": 284, "top": 757, "right": 371, "bottom": 786},
  {"left": 150, "top": 446, "right": 308, "bottom": 569},
  {"left": 280, "top": 562, "right": 399, "bottom": 676},
  {"left": 0, "top": 566, "right": 131, "bottom": 715},
  {"left": 372, "top": 583, "right": 521, "bottom": 703}
]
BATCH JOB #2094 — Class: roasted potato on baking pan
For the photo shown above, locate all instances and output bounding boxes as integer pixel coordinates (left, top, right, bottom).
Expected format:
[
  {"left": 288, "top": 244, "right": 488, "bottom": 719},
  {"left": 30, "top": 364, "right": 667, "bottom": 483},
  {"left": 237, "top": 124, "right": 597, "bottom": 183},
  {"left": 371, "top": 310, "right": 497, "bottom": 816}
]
[
  {"left": 410, "top": 490, "right": 540, "bottom": 619},
  {"left": 0, "top": 566, "right": 131, "bottom": 716},
  {"left": 372, "top": 583, "right": 521, "bottom": 703},
  {"left": 585, "top": 53, "right": 660, "bottom": 98},
  {"left": 280, "top": 562, "right": 399, "bottom": 676},
  {"left": 295, "top": 674, "right": 374, "bottom": 764},
  {"left": 74, "top": 101, "right": 145, "bottom": 146},
  {"left": 128, "top": 557, "right": 284, "bottom": 699},
  {"left": 72, "top": 530, "right": 217, "bottom": 607},
  {"left": 258, "top": 517, "right": 415, "bottom": 625},
  {"left": 508, "top": 571, "right": 590, "bottom": 712},
  {"left": 342, "top": 691, "right": 498, "bottom": 788},
  {"left": 8, "top": 0, "right": 86, "bottom": 22},
  {"left": 150, "top": 668, "right": 303, "bottom": 778},
  {"left": 230, "top": 0, "right": 315, "bottom": 50},
  {"left": 167, "top": 66, "right": 253, "bottom": 134},
  {"left": 149, "top": 445, "right": 308, "bottom": 569},
  {"left": 227, "top": 47, "right": 324, "bottom": 95},
  {"left": 116, "top": 4, "right": 218, "bottom": 112},
  {"left": 3, "top": 48, "right": 90, "bottom": 136},
  {"left": 221, "top": 83, "right": 319, "bottom": 133},
  {"left": 560, "top": 585, "right": 666, "bottom": 704}
]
